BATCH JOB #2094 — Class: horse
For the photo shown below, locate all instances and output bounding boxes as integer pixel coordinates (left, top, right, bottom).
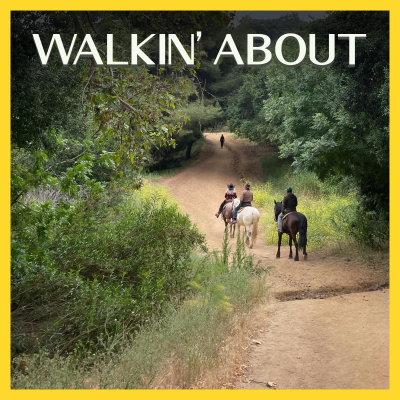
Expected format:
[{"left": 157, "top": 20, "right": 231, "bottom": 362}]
[
  {"left": 274, "top": 200, "right": 308, "bottom": 261},
  {"left": 221, "top": 198, "right": 238, "bottom": 238},
  {"left": 231, "top": 199, "right": 260, "bottom": 249}
]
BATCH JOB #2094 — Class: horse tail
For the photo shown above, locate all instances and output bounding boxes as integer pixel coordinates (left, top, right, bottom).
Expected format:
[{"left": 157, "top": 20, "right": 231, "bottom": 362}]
[
  {"left": 252, "top": 211, "right": 259, "bottom": 245},
  {"left": 298, "top": 213, "right": 308, "bottom": 251}
]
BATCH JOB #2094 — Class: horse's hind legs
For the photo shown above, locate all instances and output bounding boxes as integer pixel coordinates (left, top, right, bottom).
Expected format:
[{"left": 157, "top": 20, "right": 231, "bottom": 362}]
[
  {"left": 229, "top": 220, "right": 235, "bottom": 238},
  {"left": 276, "top": 233, "right": 282, "bottom": 258},
  {"left": 288, "top": 237, "right": 293, "bottom": 259},
  {"left": 248, "top": 231, "right": 253, "bottom": 249},
  {"left": 245, "top": 226, "right": 253, "bottom": 248},
  {"left": 294, "top": 240, "right": 299, "bottom": 261}
]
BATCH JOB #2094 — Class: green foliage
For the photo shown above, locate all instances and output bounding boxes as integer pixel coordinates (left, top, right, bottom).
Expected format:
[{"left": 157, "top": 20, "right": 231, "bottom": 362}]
[
  {"left": 11, "top": 11, "right": 237, "bottom": 359},
  {"left": 11, "top": 12, "right": 88, "bottom": 150},
  {"left": 253, "top": 156, "right": 388, "bottom": 249},
  {"left": 87, "top": 64, "right": 191, "bottom": 172},
  {"left": 149, "top": 100, "right": 223, "bottom": 170},
  {"left": 12, "top": 185, "right": 205, "bottom": 357},
  {"left": 262, "top": 55, "right": 388, "bottom": 216},
  {"left": 225, "top": 68, "right": 270, "bottom": 143},
  {"left": 12, "top": 230, "right": 268, "bottom": 389},
  {"left": 221, "top": 12, "right": 388, "bottom": 218},
  {"left": 239, "top": 12, "right": 303, "bottom": 40},
  {"left": 219, "top": 228, "right": 231, "bottom": 265}
]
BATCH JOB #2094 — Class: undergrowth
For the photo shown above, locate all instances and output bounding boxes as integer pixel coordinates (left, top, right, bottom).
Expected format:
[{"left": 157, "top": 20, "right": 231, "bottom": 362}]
[
  {"left": 12, "top": 184, "right": 205, "bottom": 359},
  {"left": 12, "top": 226, "right": 270, "bottom": 389},
  {"left": 252, "top": 153, "right": 388, "bottom": 251},
  {"left": 145, "top": 136, "right": 206, "bottom": 182}
]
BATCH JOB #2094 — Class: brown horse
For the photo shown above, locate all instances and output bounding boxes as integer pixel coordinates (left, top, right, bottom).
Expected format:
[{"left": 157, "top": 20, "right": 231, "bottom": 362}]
[
  {"left": 274, "top": 200, "right": 308, "bottom": 261},
  {"left": 222, "top": 198, "right": 239, "bottom": 238}
]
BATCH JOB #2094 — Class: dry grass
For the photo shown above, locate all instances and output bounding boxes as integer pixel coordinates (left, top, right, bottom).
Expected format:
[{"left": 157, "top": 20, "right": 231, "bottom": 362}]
[
  {"left": 12, "top": 264, "right": 271, "bottom": 389},
  {"left": 150, "top": 288, "right": 273, "bottom": 389},
  {"left": 324, "top": 240, "right": 389, "bottom": 273}
]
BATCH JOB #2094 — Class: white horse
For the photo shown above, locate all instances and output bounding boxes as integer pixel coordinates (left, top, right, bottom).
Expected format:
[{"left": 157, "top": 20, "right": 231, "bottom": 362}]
[{"left": 231, "top": 198, "right": 260, "bottom": 249}]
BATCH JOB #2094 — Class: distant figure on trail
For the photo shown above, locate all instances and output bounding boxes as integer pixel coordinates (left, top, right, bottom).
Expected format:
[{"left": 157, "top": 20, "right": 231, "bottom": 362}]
[
  {"left": 277, "top": 187, "right": 298, "bottom": 233},
  {"left": 220, "top": 134, "right": 225, "bottom": 148},
  {"left": 231, "top": 183, "right": 253, "bottom": 224},
  {"left": 215, "top": 183, "right": 237, "bottom": 218}
]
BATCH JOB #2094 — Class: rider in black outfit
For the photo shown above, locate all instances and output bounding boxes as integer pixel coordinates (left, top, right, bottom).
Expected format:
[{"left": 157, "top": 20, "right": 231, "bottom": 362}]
[{"left": 277, "top": 187, "right": 297, "bottom": 232}]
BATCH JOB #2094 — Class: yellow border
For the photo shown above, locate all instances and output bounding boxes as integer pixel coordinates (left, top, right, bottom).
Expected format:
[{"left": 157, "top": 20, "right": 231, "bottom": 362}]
[{"left": 3, "top": 2, "right": 396, "bottom": 399}]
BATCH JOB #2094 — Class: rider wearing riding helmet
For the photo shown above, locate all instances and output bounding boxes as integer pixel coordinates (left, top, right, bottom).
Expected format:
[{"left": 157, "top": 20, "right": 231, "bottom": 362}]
[
  {"left": 231, "top": 183, "right": 253, "bottom": 224},
  {"left": 277, "top": 187, "right": 297, "bottom": 233},
  {"left": 215, "top": 183, "right": 237, "bottom": 218}
]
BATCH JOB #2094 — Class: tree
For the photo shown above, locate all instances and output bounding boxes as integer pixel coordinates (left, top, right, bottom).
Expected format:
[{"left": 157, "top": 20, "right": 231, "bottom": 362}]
[
  {"left": 274, "top": 12, "right": 389, "bottom": 213},
  {"left": 222, "top": 12, "right": 389, "bottom": 215}
]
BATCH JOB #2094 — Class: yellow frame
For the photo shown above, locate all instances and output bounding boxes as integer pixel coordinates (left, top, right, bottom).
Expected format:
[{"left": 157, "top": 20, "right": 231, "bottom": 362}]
[{"left": 3, "top": 2, "right": 396, "bottom": 398}]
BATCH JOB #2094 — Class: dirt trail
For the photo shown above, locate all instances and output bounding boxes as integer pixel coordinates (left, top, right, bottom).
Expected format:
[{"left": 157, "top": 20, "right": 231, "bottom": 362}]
[{"left": 161, "top": 133, "right": 389, "bottom": 389}]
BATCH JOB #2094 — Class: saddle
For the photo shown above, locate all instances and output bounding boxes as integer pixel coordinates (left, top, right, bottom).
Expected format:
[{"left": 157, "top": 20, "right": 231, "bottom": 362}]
[
  {"left": 237, "top": 204, "right": 251, "bottom": 214},
  {"left": 282, "top": 211, "right": 295, "bottom": 220},
  {"left": 222, "top": 199, "right": 234, "bottom": 211}
]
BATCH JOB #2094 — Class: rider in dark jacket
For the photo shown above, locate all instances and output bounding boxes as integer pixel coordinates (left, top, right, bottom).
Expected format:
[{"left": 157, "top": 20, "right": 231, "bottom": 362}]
[{"left": 278, "top": 187, "right": 297, "bottom": 232}]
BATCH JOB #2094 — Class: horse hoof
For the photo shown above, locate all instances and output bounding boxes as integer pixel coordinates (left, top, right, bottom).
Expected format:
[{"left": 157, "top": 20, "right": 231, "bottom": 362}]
[
  {"left": 276, "top": 255, "right": 280, "bottom": 259},
  {"left": 249, "top": 243, "right": 253, "bottom": 249},
  {"left": 304, "top": 255, "right": 308, "bottom": 261},
  {"left": 294, "top": 258, "right": 299, "bottom": 262},
  {"left": 288, "top": 255, "right": 293, "bottom": 259}
]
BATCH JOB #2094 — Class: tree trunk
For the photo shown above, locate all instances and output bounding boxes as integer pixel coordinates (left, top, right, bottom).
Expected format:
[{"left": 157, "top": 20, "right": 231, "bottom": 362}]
[{"left": 185, "top": 141, "right": 194, "bottom": 160}]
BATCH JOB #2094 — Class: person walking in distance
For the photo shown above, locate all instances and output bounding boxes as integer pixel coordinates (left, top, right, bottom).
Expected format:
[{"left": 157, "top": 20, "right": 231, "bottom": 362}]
[{"left": 220, "top": 134, "right": 225, "bottom": 148}]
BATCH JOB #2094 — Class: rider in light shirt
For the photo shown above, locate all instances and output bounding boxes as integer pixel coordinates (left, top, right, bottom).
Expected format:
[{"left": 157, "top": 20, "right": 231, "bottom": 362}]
[{"left": 231, "top": 183, "right": 253, "bottom": 224}]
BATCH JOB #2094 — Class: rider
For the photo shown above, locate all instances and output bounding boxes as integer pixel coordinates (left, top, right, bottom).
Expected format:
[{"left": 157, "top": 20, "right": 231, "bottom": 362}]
[
  {"left": 231, "top": 183, "right": 253, "bottom": 224},
  {"left": 215, "top": 183, "right": 237, "bottom": 218},
  {"left": 277, "top": 187, "right": 298, "bottom": 233}
]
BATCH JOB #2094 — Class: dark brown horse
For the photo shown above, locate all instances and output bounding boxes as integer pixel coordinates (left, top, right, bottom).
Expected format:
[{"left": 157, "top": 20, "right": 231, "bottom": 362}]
[
  {"left": 222, "top": 198, "right": 239, "bottom": 238},
  {"left": 274, "top": 200, "right": 308, "bottom": 261}
]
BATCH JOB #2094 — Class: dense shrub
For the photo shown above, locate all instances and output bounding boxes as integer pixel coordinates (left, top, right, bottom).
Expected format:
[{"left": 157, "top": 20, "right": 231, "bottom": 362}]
[
  {"left": 12, "top": 230, "right": 269, "bottom": 389},
  {"left": 11, "top": 185, "right": 205, "bottom": 357}
]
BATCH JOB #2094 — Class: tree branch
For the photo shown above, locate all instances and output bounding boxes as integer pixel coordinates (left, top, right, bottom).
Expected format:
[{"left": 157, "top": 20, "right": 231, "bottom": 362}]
[{"left": 85, "top": 11, "right": 106, "bottom": 39}]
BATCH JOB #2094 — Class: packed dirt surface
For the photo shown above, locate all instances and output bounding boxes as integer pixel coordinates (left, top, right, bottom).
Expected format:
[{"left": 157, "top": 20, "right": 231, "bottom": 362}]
[{"left": 161, "top": 133, "right": 389, "bottom": 390}]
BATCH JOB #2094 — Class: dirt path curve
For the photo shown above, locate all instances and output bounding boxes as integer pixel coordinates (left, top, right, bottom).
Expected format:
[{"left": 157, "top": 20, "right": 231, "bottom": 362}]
[{"left": 161, "top": 133, "right": 389, "bottom": 389}]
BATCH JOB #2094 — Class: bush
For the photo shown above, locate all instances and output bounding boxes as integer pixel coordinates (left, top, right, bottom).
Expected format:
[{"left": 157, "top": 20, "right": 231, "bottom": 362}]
[
  {"left": 12, "top": 229, "right": 269, "bottom": 389},
  {"left": 11, "top": 184, "right": 205, "bottom": 357}
]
